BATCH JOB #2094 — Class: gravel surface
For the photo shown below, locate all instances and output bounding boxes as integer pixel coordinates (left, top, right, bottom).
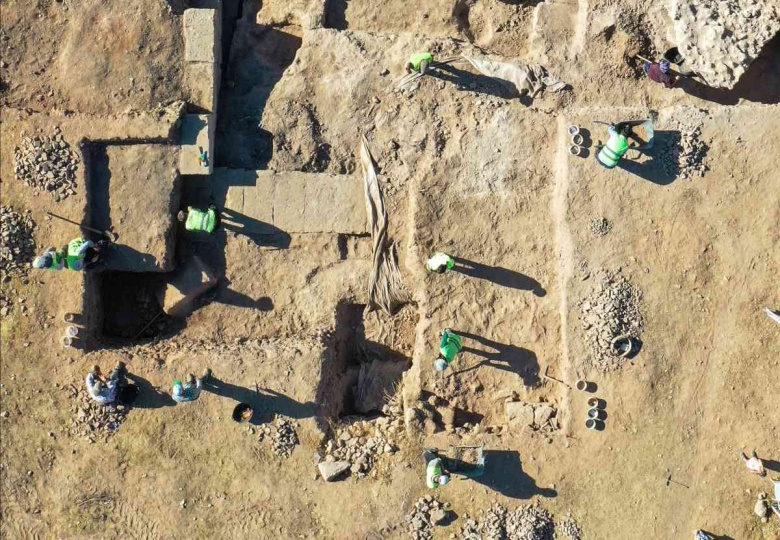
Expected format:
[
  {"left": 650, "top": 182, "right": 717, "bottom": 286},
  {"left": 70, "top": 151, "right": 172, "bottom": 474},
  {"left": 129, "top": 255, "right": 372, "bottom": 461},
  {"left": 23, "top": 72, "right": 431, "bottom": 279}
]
[
  {"left": 580, "top": 270, "right": 644, "bottom": 372},
  {"left": 13, "top": 127, "right": 79, "bottom": 201},
  {"left": 257, "top": 416, "right": 299, "bottom": 458},
  {"left": 0, "top": 206, "right": 36, "bottom": 280}
]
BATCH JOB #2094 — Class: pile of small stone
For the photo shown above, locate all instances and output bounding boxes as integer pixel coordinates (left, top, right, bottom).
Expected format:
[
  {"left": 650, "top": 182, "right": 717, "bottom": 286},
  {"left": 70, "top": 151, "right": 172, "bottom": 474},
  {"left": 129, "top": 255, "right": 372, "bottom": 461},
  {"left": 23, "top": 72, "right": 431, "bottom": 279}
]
[
  {"left": 579, "top": 270, "right": 644, "bottom": 372},
  {"left": 657, "top": 126, "right": 708, "bottom": 181},
  {"left": 0, "top": 206, "right": 36, "bottom": 279},
  {"left": 589, "top": 217, "right": 612, "bottom": 237},
  {"left": 556, "top": 516, "right": 583, "bottom": 540},
  {"left": 257, "top": 416, "right": 299, "bottom": 458},
  {"left": 458, "top": 502, "right": 566, "bottom": 540},
  {"left": 0, "top": 293, "right": 12, "bottom": 318},
  {"left": 505, "top": 504, "right": 555, "bottom": 540},
  {"left": 677, "top": 125, "right": 709, "bottom": 181},
  {"left": 405, "top": 495, "right": 448, "bottom": 540},
  {"left": 67, "top": 385, "right": 129, "bottom": 442},
  {"left": 13, "top": 127, "right": 79, "bottom": 201}
]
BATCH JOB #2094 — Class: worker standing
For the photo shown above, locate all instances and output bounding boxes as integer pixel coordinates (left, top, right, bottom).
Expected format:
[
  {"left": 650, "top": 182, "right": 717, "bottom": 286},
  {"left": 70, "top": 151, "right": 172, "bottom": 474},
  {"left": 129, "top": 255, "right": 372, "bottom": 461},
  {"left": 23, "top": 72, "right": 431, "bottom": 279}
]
[
  {"left": 406, "top": 52, "right": 434, "bottom": 75},
  {"left": 172, "top": 369, "right": 211, "bottom": 403},
  {"left": 86, "top": 362, "right": 128, "bottom": 405},
  {"left": 434, "top": 328, "right": 463, "bottom": 372},
  {"left": 177, "top": 204, "right": 220, "bottom": 234},
  {"left": 423, "top": 449, "right": 451, "bottom": 489},
  {"left": 643, "top": 59, "right": 678, "bottom": 89},
  {"left": 426, "top": 252, "right": 455, "bottom": 274},
  {"left": 596, "top": 123, "right": 632, "bottom": 169}
]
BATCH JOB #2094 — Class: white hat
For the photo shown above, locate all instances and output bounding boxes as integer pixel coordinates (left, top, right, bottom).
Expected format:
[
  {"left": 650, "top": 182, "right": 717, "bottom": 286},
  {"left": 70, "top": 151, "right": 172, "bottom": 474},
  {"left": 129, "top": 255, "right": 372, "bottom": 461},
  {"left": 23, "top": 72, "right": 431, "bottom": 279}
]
[
  {"left": 434, "top": 359, "right": 448, "bottom": 372},
  {"left": 32, "top": 255, "right": 50, "bottom": 269},
  {"left": 438, "top": 475, "right": 451, "bottom": 485}
]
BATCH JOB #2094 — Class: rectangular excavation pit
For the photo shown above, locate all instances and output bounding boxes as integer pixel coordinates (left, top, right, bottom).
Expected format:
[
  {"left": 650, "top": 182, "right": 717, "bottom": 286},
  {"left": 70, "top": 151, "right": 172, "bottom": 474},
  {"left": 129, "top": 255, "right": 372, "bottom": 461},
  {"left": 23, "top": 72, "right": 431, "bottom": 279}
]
[
  {"left": 83, "top": 271, "right": 184, "bottom": 345},
  {"left": 317, "top": 303, "right": 414, "bottom": 420},
  {"left": 83, "top": 142, "right": 181, "bottom": 272}
]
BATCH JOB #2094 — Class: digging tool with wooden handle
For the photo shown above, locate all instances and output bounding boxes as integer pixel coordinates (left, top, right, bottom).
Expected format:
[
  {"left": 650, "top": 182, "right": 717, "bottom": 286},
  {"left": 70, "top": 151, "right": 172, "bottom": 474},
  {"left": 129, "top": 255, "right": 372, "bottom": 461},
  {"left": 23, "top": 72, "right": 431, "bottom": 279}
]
[{"left": 46, "top": 211, "right": 118, "bottom": 242}]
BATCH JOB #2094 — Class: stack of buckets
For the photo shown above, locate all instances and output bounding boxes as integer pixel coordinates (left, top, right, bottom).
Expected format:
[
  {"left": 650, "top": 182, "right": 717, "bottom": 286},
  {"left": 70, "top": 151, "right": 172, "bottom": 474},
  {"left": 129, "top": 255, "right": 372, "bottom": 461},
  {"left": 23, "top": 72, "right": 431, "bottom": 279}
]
[
  {"left": 61, "top": 313, "right": 81, "bottom": 348},
  {"left": 586, "top": 397, "right": 607, "bottom": 431}
]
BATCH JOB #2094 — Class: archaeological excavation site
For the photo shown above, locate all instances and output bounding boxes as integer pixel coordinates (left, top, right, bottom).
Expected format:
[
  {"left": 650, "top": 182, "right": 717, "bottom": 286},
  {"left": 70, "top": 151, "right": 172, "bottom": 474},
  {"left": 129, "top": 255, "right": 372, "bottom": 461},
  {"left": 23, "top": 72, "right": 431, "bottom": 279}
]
[{"left": 1, "top": 0, "right": 779, "bottom": 537}]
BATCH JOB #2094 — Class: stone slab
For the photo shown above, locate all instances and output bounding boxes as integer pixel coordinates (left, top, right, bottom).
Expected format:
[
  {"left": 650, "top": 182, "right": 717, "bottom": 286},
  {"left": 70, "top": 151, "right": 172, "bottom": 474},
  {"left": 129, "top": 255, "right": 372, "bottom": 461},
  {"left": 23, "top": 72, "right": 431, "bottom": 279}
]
[
  {"left": 213, "top": 169, "right": 367, "bottom": 234},
  {"left": 86, "top": 144, "right": 180, "bottom": 272},
  {"left": 179, "top": 114, "right": 214, "bottom": 175},
  {"left": 183, "top": 9, "right": 221, "bottom": 64},
  {"left": 182, "top": 61, "right": 220, "bottom": 113}
]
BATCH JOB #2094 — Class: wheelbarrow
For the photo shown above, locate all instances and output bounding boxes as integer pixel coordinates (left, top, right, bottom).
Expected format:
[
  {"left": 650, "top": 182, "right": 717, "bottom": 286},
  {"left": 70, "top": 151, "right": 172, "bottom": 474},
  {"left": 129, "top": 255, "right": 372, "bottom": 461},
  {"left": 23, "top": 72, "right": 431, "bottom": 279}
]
[{"left": 443, "top": 445, "right": 485, "bottom": 479}]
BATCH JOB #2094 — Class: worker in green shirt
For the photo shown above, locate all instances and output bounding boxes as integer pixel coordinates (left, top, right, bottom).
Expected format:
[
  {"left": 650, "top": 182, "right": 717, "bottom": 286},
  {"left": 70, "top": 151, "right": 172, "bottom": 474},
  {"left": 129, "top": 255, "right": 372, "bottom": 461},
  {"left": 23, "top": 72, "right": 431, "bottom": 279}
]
[
  {"left": 177, "top": 204, "right": 221, "bottom": 234},
  {"left": 426, "top": 252, "right": 455, "bottom": 274},
  {"left": 406, "top": 52, "right": 434, "bottom": 75},
  {"left": 423, "top": 449, "right": 451, "bottom": 489},
  {"left": 434, "top": 328, "right": 463, "bottom": 372}
]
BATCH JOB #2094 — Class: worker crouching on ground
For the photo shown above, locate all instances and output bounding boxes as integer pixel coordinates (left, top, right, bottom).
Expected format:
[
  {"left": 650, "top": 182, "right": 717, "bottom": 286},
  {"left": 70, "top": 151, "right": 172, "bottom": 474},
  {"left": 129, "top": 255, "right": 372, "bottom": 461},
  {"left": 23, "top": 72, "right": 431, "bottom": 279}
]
[
  {"left": 426, "top": 252, "right": 455, "bottom": 274},
  {"left": 86, "top": 362, "right": 128, "bottom": 405},
  {"left": 596, "top": 123, "right": 631, "bottom": 169},
  {"left": 172, "top": 369, "right": 211, "bottom": 403},
  {"left": 406, "top": 52, "right": 433, "bottom": 75},
  {"left": 434, "top": 328, "right": 463, "bottom": 372},
  {"left": 423, "top": 449, "right": 451, "bottom": 489},
  {"left": 33, "top": 237, "right": 105, "bottom": 271},
  {"left": 740, "top": 449, "right": 766, "bottom": 477},
  {"left": 643, "top": 59, "right": 678, "bottom": 89},
  {"left": 177, "top": 204, "right": 221, "bottom": 234}
]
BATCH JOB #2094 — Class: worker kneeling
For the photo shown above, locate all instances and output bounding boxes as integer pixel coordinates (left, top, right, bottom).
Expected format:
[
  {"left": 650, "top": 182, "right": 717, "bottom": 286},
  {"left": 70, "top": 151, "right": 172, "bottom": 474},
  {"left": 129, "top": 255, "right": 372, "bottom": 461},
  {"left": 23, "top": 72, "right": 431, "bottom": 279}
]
[
  {"left": 33, "top": 237, "right": 105, "bottom": 271},
  {"left": 434, "top": 328, "right": 463, "bottom": 372},
  {"left": 424, "top": 450, "right": 451, "bottom": 489},
  {"left": 596, "top": 123, "right": 632, "bottom": 169},
  {"left": 406, "top": 52, "right": 434, "bottom": 76},
  {"left": 178, "top": 204, "right": 220, "bottom": 234}
]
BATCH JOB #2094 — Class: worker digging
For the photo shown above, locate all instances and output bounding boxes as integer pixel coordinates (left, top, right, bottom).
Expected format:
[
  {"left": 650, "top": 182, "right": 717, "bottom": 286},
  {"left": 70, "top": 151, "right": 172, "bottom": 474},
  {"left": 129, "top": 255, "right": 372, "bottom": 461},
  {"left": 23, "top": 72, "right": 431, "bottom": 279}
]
[{"left": 1, "top": 0, "right": 778, "bottom": 537}]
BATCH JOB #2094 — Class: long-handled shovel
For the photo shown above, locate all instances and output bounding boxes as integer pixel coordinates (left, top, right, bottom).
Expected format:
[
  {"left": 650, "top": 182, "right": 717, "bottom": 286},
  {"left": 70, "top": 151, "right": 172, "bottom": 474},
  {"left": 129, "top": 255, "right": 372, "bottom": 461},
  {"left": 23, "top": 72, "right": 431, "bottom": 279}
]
[{"left": 46, "top": 211, "right": 118, "bottom": 242}]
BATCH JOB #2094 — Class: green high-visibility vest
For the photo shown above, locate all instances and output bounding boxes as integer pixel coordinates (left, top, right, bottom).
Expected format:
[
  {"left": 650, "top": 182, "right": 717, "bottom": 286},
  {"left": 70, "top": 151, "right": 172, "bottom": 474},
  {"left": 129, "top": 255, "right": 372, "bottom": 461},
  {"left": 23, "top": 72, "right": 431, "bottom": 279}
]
[
  {"left": 439, "top": 331, "right": 463, "bottom": 363},
  {"left": 597, "top": 128, "right": 629, "bottom": 169},
  {"left": 409, "top": 53, "right": 433, "bottom": 72},
  {"left": 426, "top": 458, "right": 444, "bottom": 489},
  {"left": 185, "top": 208, "right": 216, "bottom": 233},
  {"left": 65, "top": 238, "right": 87, "bottom": 270}
]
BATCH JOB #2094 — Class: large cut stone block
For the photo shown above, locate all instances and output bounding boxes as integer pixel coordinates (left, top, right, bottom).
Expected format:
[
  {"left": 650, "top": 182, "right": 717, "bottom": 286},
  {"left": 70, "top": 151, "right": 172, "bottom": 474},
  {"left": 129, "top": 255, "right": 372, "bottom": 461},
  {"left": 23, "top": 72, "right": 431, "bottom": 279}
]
[
  {"left": 213, "top": 169, "right": 367, "bottom": 235},
  {"left": 183, "top": 9, "right": 221, "bottom": 64}
]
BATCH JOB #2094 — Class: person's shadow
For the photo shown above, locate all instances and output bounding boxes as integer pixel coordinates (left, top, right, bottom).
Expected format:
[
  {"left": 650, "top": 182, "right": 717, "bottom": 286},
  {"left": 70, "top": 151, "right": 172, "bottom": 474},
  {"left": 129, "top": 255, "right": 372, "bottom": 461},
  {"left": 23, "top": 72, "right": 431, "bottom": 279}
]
[
  {"left": 450, "top": 331, "right": 540, "bottom": 387},
  {"left": 470, "top": 450, "right": 556, "bottom": 499},
  {"left": 126, "top": 373, "right": 176, "bottom": 409},
  {"left": 203, "top": 375, "right": 317, "bottom": 425},
  {"left": 453, "top": 257, "right": 546, "bottom": 296},
  {"left": 429, "top": 64, "right": 516, "bottom": 100},
  {"left": 763, "top": 458, "right": 780, "bottom": 473},
  {"left": 616, "top": 130, "right": 684, "bottom": 186}
]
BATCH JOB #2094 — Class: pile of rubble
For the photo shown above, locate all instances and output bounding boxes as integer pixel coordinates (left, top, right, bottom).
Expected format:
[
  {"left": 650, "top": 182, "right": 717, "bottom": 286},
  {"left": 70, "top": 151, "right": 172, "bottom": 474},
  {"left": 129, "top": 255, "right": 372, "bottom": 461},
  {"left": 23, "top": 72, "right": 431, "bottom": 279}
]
[
  {"left": 405, "top": 495, "right": 449, "bottom": 540},
  {"left": 13, "top": 127, "right": 79, "bottom": 201},
  {"left": 557, "top": 516, "right": 583, "bottom": 540},
  {"left": 0, "top": 293, "right": 12, "bottom": 318},
  {"left": 505, "top": 400, "right": 559, "bottom": 433},
  {"left": 67, "top": 385, "right": 130, "bottom": 443},
  {"left": 257, "top": 416, "right": 299, "bottom": 458},
  {"left": 579, "top": 270, "right": 644, "bottom": 372},
  {"left": 320, "top": 394, "right": 404, "bottom": 479},
  {"left": 0, "top": 206, "right": 36, "bottom": 279},
  {"left": 589, "top": 217, "right": 612, "bottom": 237},
  {"left": 458, "top": 502, "right": 573, "bottom": 540},
  {"left": 658, "top": 125, "right": 709, "bottom": 181},
  {"left": 669, "top": 0, "right": 779, "bottom": 88}
]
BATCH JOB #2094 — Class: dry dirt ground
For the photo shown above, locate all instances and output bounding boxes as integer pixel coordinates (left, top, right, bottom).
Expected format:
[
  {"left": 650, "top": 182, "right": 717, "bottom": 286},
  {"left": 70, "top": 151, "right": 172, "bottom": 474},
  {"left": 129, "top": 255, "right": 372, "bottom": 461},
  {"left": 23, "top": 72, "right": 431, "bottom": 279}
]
[{"left": 1, "top": 0, "right": 779, "bottom": 538}]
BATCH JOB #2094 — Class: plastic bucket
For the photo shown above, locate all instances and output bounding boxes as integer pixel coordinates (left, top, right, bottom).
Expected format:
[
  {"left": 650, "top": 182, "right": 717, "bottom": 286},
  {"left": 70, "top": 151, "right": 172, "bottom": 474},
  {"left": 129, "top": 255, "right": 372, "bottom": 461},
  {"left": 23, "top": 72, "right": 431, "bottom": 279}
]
[
  {"left": 60, "top": 335, "right": 73, "bottom": 347},
  {"left": 64, "top": 313, "right": 75, "bottom": 323},
  {"left": 572, "top": 133, "right": 584, "bottom": 146},
  {"left": 66, "top": 325, "right": 79, "bottom": 338},
  {"left": 119, "top": 384, "right": 139, "bottom": 404},
  {"left": 232, "top": 403, "right": 253, "bottom": 423},
  {"left": 575, "top": 379, "right": 588, "bottom": 391},
  {"left": 588, "top": 397, "right": 606, "bottom": 409},
  {"left": 569, "top": 145, "right": 581, "bottom": 156},
  {"left": 585, "top": 418, "right": 605, "bottom": 431},
  {"left": 569, "top": 125, "right": 580, "bottom": 136},
  {"left": 588, "top": 407, "right": 607, "bottom": 421}
]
